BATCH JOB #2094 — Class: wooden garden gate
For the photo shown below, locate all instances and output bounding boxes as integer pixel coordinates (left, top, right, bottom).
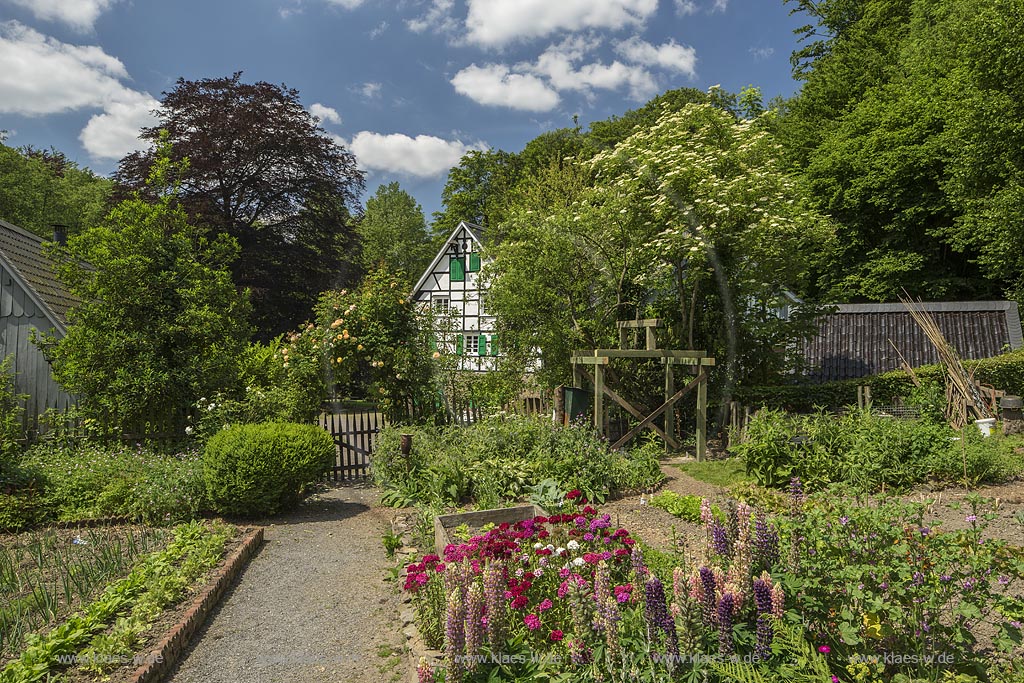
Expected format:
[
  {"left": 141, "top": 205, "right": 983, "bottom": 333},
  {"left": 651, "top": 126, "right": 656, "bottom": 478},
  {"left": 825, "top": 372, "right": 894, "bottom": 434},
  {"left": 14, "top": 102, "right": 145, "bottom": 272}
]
[{"left": 318, "top": 401, "right": 381, "bottom": 481}]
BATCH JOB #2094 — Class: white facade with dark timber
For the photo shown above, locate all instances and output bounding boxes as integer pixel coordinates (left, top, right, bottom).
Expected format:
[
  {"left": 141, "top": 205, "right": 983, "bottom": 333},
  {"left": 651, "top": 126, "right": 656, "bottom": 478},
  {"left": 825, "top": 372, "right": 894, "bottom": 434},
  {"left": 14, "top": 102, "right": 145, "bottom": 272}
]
[{"left": 411, "top": 221, "right": 497, "bottom": 372}]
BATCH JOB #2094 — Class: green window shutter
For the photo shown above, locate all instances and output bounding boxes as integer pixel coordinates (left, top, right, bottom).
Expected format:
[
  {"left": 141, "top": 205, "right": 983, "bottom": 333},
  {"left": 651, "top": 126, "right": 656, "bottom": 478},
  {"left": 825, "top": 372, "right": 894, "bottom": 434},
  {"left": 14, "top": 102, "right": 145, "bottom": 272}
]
[
  {"left": 478, "top": 335, "right": 488, "bottom": 356},
  {"left": 468, "top": 252, "right": 481, "bottom": 272},
  {"left": 429, "top": 337, "right": 437, "bottom": 351},
  {"left": 490, "top": 333, "right": 499, "bottom": 356},
  {"left": 450, "top": 257, "right": 465, "bottom": 281},
  {"left": 456, "top": 335, "right": 464, "bottom": 355}
]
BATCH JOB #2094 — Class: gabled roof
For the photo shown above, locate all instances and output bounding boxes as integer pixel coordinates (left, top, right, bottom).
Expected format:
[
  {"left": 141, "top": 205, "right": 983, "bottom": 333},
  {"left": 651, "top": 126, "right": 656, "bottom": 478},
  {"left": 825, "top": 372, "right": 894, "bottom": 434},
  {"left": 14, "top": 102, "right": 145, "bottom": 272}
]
[
  {"left": 411, "top": 220, "right": 486, "bottom": 296},
  {"left": 801, "top": 301, "right": 1023, "bottom": 383},
  {"left": 0, "top": 218, "right": 78, "bottom": 334}
]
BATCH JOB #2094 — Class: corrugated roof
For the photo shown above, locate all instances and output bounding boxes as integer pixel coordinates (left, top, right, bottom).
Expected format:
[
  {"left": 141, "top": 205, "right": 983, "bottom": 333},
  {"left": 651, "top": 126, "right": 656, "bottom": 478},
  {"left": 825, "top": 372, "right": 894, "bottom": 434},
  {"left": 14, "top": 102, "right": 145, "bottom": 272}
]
[
  {"left": 800, "top": 301, "right": 1023, "bottom": 382},
  {"left": 0, "top": 218, "right": 78, "bottom": 327}
]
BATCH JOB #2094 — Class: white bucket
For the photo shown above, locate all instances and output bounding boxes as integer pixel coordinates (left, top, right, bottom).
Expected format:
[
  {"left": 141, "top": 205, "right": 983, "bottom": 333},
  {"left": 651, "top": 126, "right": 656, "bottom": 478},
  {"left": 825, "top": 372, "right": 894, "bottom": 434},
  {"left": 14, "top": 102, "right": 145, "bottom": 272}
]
[{"left": 975, "top": 418, "right": 997, "bottom": 438}]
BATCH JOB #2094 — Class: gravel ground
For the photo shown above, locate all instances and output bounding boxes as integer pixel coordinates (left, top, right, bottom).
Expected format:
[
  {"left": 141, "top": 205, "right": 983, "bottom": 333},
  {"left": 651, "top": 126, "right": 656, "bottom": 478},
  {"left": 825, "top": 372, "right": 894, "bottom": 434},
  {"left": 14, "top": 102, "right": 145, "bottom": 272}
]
[{"left": 166, "top": 483, "right": 406, "bottom": 683}]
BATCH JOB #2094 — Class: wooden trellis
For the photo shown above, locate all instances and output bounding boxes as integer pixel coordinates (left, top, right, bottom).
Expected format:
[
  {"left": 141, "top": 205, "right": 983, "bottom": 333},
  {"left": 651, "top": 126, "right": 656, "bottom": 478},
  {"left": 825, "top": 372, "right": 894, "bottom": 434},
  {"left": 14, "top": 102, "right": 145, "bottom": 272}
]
[{"left": 570, "top": 319, "right": 715, "bottom": 460}]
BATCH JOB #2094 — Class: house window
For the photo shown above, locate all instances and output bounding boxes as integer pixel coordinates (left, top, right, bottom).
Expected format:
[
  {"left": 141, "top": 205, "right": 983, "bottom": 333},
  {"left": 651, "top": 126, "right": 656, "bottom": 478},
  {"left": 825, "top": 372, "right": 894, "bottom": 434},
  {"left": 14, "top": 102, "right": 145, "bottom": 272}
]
[
  {"left": 432, "top": 296, "right": 450, "bottom": 313},
  {"left": 464, "top": 335, "right": 479, "bottom": 356},
  {"left": 450, "top": 257, "right": 465, "bottom": 281}
]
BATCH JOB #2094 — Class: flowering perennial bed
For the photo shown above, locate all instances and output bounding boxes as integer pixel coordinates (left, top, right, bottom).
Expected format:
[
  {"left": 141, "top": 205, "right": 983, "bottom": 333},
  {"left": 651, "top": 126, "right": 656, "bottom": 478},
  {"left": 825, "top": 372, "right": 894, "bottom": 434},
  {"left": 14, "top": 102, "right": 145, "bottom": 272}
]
[{"left": 404, "top": 484, "right": 1024, "bottom": 683}]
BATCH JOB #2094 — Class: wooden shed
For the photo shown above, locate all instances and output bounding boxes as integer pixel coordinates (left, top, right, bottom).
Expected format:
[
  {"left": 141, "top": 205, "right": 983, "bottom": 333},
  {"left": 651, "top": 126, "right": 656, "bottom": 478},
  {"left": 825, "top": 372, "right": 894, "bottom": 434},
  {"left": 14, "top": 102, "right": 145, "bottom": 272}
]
[{"left": 0, "top": 218, "right": 76, "bottom": 434}]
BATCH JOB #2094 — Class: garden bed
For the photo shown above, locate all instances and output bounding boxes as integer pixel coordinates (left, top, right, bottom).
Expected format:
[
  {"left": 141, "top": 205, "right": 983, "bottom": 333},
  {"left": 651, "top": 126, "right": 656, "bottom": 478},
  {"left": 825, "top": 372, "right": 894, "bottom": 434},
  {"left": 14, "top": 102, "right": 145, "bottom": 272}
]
[{"left": 0, "top": 520, "right": 257, "bottom": 683}]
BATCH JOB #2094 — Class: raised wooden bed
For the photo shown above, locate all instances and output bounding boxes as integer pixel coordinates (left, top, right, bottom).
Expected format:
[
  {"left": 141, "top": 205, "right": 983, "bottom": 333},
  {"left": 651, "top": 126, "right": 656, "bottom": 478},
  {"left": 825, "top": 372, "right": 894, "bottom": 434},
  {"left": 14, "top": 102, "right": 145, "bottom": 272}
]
[{"left": 433, "top": 504, "right": 545, "bottom": 553}]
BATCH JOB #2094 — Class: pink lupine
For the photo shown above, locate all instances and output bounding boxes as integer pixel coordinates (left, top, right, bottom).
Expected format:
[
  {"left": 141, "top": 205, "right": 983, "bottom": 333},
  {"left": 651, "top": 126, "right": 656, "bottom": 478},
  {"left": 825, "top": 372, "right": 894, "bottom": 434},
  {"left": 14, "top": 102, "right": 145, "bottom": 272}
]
[
  {"left": 483, "top": 562, "right": 507, "bottom": 647},
  {"left": 444, "top": 587, "right": 466, "bottom": 681},
  {"left": 464, "top": 584, "right": 484, "bottom": 671}
]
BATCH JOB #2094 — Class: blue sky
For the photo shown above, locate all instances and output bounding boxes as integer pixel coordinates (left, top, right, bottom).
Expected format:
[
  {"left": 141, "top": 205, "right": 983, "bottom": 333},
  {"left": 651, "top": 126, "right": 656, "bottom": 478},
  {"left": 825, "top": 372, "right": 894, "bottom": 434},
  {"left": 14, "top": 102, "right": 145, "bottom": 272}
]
[{"left": 0, "top": 0, "right": 806, "bottom": 220}]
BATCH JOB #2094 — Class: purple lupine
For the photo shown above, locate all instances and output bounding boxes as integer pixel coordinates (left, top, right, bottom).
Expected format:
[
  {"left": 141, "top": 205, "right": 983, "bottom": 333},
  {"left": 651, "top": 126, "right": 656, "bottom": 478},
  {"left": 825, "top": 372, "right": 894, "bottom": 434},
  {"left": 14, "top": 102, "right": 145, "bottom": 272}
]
[
  {"left": 754, "top": 513, "right": 780, "bottom": 568},
  {"left": 444, "top": 587, "right": 466, "bottom": 682},
  {"left": 567, "top": 638, "right": 592, "bottom": 666},
  {"left": 464, "top": 584, "right": 484, "bottom": 671},
  {"left": 699, "top": 566, "right": 718, "bottom": 628},
  {"left": 644, "top": 575, "right": 670, "bottom": 641},
  {"left": 483, "top": 562, "right": 507, "bottom": 647},
  {"left": 717, "top": 592, "right": 735, "bottom": 656},
  {"left": 789, "top": 476, "right": 804, "bottom": 507},
  {"left": 601, "top": 595, "right": 622, "bottom": 661},
  {"left": 631, "top": 545, "right": 648, "bottom": 580},
  {"left": 711, "top": 521, "right": 730, "bottom": 557},
  {"left": 752, "top": 578, "right": 773, "bottom": 661}
]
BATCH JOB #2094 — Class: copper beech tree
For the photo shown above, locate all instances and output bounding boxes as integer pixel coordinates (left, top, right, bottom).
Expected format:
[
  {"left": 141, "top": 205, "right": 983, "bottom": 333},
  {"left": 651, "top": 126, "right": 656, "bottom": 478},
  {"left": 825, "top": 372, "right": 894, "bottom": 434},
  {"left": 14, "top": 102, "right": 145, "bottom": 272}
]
[{"left": 114, "top": 72, "right": 365, "bottom": 339}]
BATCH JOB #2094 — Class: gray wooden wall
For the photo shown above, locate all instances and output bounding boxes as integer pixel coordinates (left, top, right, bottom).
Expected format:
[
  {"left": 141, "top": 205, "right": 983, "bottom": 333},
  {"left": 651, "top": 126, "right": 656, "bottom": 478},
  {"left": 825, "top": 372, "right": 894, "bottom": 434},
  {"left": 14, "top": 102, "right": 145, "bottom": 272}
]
[{"left": 0, "top": 262, "right": 74, "bottom": 435}]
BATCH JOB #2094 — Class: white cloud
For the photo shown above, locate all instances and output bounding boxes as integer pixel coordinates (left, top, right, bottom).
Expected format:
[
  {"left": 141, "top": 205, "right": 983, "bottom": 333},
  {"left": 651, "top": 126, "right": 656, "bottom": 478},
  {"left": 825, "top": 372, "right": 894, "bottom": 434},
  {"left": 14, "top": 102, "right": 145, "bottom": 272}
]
[
  {"left": 614, "top": 37, "right": 697, "bottom": 77},
  {"left": 674, "top": 0, "right": 698, "bottom": 15},
  {"left": 79, "top": 92, "right": 159, "bottom": 159},
  {"left": 369, "top": 20, "right": 388, "bottom": 39},
  {"left": 0, "top": 21, "right": 131, "bottom": 114},
  {"left": 712, "top": 0, "right": 728, "bottom": 11},
  {"left": 749, "top": 46, "right": 774, "bottom": 61},
  {"left": 0, "top": 22, "right": 158, "bottom": 158},
  {"left": 528, "top": 40, "right": 658, "bottom": 101},
  {"left": 451, "top": 64, "right": 560, "bottom": 112},
  {"left": 324, "top": 0, "right": 365, "bottom": 8},
  {"left": 309, "top": 102, "right": 342, "bottom": 125},
  {"left": 360, "top": 82, "right": 382, "bottom": 99},
  {"left": 465, "top": 0, "right": 657, "bottom": 47},
  {"left": 3, "top": 0, "right": 119, "bottom": 32},
  {"left": 407, "top": 0, "right": 458, "bottom": 34},
  {"left": 344, "top": 132, "right": 485, "bottom": 177}
]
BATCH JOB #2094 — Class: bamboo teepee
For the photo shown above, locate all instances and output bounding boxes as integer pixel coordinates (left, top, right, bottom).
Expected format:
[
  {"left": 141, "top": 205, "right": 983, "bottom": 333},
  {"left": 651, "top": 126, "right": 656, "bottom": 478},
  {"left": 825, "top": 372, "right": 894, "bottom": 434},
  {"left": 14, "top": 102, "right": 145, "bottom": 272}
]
[{"left": 898, "top": 292, "right": 994, "bottom": 428}]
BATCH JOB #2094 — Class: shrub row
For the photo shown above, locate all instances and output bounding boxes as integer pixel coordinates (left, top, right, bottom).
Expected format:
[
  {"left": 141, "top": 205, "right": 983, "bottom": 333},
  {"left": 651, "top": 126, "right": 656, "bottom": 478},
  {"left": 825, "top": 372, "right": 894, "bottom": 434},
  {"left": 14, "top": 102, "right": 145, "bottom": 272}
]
[
  {"left": 373, "top": 414, "right": 664, "bottom": 509},
  {"left": 731, "top": 408, "right": 1024, "bottom": 492},
  {"left": 735, "top": 349, "right": 1024, "bottom": 412},
  {"left": 0, "top": 422, "right": 334, "bottom": 530}
]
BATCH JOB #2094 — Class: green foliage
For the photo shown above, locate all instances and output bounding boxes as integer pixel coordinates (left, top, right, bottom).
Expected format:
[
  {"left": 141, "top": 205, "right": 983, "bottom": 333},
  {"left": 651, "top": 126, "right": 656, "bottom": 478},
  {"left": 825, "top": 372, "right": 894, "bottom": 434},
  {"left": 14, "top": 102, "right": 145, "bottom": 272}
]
[
  {"left": 46, "top": 138, "right": 252, "bottom": 435},
  {"left": 202, "top": 422, "right": 334, "bottom": 516},
  {"left": 18, "top": 442, "right": 208, "bottom": 525},
  {"left": 0, "top": 142, "right": 111, "bottom": 238},
  {"left": 283, "top": 264, "right": 434, "bottom": 420},
  {"left": 736, "top": 348, "right": 1024, "bottom": 412},
  {"left": 356, "top": 182, "right": 433, "bottom": 276},
  {"left": 778, "top": 492, "right": 1024, "bottom": 678},
  {"left": 648, "top": 491, "right": 717, "bottom": 523},
  {"left": 0, "top": 521, "right": 232, "bottom": 683},
  {"left": 373, "top": 414, "right": 664, "bottom": 509},
  {"left": 0, "top": 355, "right": 25, "bottom": 467}
]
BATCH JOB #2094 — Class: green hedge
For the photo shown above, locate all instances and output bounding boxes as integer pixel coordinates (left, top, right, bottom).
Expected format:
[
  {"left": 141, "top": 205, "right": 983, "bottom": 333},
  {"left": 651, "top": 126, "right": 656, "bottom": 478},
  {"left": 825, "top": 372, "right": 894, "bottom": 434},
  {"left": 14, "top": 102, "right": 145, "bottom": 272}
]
[
  {"left": 735, "top": 349, "right": 1024, "bottom": 412},
  {"left": 203, "top": 422, "right": 334, "bottom": 516}
]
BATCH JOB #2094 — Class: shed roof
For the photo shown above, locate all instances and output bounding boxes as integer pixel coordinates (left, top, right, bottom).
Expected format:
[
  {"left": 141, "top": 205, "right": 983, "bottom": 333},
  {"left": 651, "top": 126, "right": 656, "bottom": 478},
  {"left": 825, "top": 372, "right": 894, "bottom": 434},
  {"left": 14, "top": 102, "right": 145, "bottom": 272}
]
[
  {"left": 800, "top": 301, "right": 1023, "bottom": 383},
  {"left": 0, "top": 218, "right": 78, "bottom": 332}
]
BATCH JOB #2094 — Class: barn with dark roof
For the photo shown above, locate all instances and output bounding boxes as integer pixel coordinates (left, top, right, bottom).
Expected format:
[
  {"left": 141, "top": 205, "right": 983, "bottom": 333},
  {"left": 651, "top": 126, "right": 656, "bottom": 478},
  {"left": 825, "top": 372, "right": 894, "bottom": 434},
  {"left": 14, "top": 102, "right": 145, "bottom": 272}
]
[
  {"left": 800, "top": 301, "right": 1024, "bottom": 383},
  {"left": 0, "top": 218, "right": 77, "bottom": 434}
]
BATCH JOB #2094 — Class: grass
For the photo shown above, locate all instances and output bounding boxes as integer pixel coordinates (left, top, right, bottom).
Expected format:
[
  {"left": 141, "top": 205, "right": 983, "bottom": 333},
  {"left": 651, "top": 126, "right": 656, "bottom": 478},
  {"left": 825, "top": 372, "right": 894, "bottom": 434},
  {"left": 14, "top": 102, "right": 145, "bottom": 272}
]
[
  {"left": 676, "top": 457, "right": 750, "bottom": 487},
  {"left": 0, "top": 525, "right": 172, "bottom": 663}
]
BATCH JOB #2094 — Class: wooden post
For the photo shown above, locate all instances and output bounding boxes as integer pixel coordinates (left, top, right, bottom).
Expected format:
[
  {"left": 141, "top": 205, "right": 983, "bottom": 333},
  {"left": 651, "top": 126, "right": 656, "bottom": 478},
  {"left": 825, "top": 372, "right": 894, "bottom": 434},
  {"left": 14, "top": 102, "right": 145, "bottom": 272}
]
[
  {"left": 554, "top": 384, "right": 566, "bottom": 425},
  {"left": 646, "top": 326, "right": 657, "bottom": 351},
  {"left": 400, "top": 433, "right": 412, "bottom": 456},
  {"left": 594, "top": 362, "right": 606, "bottom": 435},
  {"left": 619, "top": 326, "right": 629, "bottom": 350},
  {"left": 696, "top": 364, "right": 707, "bottom": 461},
  {"left": 664, "top": 362, "right": 675, "bottom": 452}
]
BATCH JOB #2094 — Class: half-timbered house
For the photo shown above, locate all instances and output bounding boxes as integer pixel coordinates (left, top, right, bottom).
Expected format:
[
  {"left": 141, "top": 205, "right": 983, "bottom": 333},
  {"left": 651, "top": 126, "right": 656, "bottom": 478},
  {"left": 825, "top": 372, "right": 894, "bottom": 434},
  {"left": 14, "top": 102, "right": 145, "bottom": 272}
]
[{"left": 410, "top": 221, "right": 497, "bottom": 371}]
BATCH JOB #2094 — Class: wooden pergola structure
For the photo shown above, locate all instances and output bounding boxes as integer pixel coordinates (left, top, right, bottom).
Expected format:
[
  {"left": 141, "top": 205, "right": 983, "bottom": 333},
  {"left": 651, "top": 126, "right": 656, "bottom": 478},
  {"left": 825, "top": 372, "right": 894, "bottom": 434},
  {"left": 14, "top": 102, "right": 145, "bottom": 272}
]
[{"left": 570, "top": 319, "right": 715, "bottom": 460}]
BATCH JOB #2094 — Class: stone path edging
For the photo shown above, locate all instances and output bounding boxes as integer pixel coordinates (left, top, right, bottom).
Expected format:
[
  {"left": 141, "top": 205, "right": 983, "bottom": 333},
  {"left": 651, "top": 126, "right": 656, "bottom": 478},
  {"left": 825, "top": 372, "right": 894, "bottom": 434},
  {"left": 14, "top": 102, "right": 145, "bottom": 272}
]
[{"left": 126, "top": 527, "right": 265, "bottom": 683}]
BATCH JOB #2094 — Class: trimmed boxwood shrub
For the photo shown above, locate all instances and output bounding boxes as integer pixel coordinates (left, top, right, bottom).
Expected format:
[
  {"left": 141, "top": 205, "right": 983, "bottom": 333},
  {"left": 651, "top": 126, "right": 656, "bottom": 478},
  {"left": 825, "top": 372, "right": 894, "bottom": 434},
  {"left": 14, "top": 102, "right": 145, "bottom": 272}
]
[{"left": 203, "top": 422, "right": 334, "bottom": 516}]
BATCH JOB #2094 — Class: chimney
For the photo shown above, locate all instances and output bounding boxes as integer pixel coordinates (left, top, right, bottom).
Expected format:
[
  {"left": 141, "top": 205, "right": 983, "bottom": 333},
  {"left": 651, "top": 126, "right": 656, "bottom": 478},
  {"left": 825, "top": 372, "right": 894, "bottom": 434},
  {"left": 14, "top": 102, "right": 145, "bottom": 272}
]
[{"left": 51, "top": 224, "right": 68, "bottom": 246}]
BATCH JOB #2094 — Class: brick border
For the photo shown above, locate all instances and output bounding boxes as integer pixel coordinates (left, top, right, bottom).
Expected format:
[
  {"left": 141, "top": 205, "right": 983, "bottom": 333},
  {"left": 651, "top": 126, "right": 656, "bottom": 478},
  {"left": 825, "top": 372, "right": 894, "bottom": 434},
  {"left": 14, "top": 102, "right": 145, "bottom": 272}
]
[{"left": 126, "top": 527, "right": 265, "bottom": 683}]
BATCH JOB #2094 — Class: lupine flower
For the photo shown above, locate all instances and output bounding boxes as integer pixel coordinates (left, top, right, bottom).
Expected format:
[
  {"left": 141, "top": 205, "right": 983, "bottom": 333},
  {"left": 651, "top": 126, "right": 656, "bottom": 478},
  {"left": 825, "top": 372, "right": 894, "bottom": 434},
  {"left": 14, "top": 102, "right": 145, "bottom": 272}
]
[
  {"left": 444, "top": 588, "right": 466, "bottom": 681},
  {"left": 464, "top": 584, "right": 484, "bottom": 670},
  {"left": 567, "top": 639, "right": 592, "bottom": 666},
  {"left": 711, "top": 521, "right": 730, "bottom": 557},
  {"left": 417, "top": 657, "right": 435, "bottom": 683},
  {"left": 754, "top": 513, "right": 780, "bottom": 568},
  {"left": 752, "top": 577, "right": 773, "bottom": 661},
  {"left": 483, "top": 562, "right": 506, "bottom": 647},
  {"left": 789, "top": 476, "right": 804, "bottom": 503},
  {"left": 631, "top": 545, "right": 648, "bottom": 579},
  {"left": 770, "top": 583, "right": 785, "bottom": 619},
  {"left": 601, "top": 595, "right": 622, "bottom": 661},
  {"left": 717, "top": 592, "right": 735, "bottom": 655},
  {"left": 699, "top": 567, "right": 717, "bottom": 628}
]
